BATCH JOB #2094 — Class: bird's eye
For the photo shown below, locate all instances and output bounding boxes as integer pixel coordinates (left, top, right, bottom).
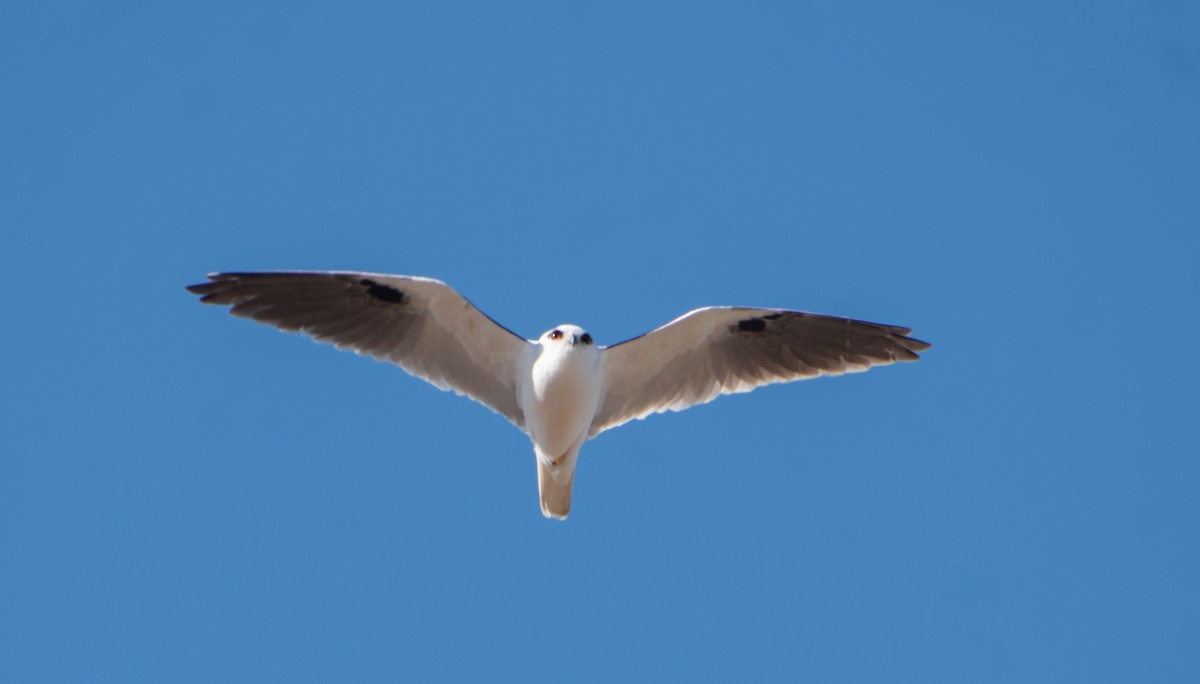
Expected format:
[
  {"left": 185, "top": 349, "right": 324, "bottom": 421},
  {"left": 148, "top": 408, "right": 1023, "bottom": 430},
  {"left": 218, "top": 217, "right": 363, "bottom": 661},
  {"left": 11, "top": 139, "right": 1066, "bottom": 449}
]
[
  {"left": 581, "top": 333, "right": 593, "bottom": 345},
  {"left": 549, "top": 330, "right": 563, "bottom": 340}
]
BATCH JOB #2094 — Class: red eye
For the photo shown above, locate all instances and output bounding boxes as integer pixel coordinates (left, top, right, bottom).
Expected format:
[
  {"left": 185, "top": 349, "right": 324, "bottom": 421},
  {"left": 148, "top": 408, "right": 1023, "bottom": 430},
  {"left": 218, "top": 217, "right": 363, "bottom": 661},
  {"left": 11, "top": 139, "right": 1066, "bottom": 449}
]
[
  {"left": 549, "top": 330, "right": 563, "bottom": 340},
  {"left": 581, "top": 333, "right": 593, "bottom": 345}
]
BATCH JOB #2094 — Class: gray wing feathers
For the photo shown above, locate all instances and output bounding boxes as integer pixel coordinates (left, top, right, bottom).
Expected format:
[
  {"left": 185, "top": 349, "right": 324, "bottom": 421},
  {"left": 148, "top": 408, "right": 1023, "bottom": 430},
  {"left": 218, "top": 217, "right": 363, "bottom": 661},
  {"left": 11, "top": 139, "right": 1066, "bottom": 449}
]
[
  {"left": 590, "top": 306, "right": 930, "bottom": 436},
  {"left": 188, "top": 271, "right": 531, "bottom": 428}
]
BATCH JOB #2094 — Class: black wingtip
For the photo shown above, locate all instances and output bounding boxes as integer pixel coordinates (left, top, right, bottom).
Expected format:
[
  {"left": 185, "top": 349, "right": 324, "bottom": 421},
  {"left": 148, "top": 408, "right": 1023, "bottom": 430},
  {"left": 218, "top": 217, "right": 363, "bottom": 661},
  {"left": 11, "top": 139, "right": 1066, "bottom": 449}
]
[
  {"left": 904, "top": 335, "right": 932, "bottom": 353},
  {"left": 187, "top": 273, "right": 233, "bottom": 300}
]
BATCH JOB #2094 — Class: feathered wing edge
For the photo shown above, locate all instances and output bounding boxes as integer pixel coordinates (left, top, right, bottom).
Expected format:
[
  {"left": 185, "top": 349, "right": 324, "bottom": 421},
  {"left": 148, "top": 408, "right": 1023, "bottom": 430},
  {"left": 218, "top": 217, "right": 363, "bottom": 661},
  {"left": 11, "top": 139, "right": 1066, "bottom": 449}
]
[
  {"left": 591, "top": 306, "right": 930, "bottom": 435},
  {"left": 188, "top": 271, "right": 533, "bottom": 429}
]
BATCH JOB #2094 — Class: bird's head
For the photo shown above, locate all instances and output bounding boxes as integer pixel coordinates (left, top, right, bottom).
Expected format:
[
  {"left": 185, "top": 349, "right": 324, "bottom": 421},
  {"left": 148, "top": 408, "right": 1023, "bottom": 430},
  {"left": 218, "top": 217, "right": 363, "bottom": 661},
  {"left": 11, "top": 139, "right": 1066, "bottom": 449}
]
[{"left": 539, "top": 324, "right": 594, "bottom": 348}]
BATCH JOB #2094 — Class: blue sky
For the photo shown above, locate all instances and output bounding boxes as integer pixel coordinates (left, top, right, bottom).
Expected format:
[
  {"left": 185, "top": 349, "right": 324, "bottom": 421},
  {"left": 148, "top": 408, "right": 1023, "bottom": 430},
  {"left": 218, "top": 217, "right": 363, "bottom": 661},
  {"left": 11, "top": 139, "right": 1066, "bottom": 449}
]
[{"left": 2, "top": 1, "right": 1198, "bottom": 681}]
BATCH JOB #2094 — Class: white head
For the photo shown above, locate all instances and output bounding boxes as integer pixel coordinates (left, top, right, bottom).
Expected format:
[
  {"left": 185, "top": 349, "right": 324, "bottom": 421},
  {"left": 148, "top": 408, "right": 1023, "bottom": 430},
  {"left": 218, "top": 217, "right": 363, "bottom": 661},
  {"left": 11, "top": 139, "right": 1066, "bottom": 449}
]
[{"left": 538, "top": 324, "right": 595, "bottom": 348}]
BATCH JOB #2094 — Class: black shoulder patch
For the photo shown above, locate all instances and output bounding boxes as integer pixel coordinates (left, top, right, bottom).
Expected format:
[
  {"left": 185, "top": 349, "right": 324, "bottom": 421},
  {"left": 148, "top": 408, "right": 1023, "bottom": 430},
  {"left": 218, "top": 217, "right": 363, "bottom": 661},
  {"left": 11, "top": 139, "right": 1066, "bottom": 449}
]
[
  {"left": 737, "top": 318, "right": 767, "bottom": 332},
  {"left": 360, "top": 278, "right": 405, "bottom": 304},
  {"left": 763, "top": 312, "right": 784, "bottom": 320}
]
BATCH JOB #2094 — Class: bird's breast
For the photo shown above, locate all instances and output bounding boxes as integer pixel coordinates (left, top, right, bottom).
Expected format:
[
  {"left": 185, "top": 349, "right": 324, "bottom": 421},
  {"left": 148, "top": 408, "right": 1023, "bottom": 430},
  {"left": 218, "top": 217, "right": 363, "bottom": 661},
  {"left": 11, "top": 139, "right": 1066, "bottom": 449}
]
[{"left": 523, "top": 348, "right": 602, "bottom": 456}]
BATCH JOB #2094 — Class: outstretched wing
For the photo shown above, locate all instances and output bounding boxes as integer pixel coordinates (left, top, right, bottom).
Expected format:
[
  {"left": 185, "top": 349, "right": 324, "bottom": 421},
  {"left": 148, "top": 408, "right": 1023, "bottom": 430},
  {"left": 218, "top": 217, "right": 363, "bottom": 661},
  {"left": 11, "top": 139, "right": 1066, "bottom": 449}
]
[
  {"left": 188, "top": 271, "right": 532, "bottom": 429},
  {"left": 591, "top": 307, "right": 930, "bottom": 436}
]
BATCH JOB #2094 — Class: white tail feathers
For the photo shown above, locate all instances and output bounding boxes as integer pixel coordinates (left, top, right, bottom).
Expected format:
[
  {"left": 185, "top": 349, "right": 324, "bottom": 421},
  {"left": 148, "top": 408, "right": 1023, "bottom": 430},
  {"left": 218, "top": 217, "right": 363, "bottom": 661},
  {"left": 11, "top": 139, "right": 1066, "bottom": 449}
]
[
  {"left": 535, "top": 443, "right": 582, "bottom": 520},
  {"left": 537, "top": 460, "right": 574, "bottom": 519}
]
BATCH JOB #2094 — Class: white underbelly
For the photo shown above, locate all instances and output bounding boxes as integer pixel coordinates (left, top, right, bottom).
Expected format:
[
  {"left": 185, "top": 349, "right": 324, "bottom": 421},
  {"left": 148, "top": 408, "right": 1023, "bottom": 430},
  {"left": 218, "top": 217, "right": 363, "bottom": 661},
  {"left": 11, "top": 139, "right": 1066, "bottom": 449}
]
[{"left": 524, "top": 352, "right": 601, "bottom": 456}]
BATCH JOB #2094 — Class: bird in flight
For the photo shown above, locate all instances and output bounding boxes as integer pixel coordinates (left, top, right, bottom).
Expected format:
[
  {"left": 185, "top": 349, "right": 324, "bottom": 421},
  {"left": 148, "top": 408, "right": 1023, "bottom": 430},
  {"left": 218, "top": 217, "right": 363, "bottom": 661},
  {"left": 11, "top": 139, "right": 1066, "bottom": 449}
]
[{"left": 188, "top": 271, "right": 930, "bottom": 519}]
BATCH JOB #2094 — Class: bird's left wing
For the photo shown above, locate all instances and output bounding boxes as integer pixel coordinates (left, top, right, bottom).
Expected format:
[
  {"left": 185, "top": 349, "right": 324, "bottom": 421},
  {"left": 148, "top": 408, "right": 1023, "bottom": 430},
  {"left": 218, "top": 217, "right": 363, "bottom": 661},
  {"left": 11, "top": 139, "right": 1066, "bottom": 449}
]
[
  {"left": 590, "top": 307, "right": 930, "bottom": 436},
  {"left": 188, "top": 271, "right": 532, "bottom": 429}
]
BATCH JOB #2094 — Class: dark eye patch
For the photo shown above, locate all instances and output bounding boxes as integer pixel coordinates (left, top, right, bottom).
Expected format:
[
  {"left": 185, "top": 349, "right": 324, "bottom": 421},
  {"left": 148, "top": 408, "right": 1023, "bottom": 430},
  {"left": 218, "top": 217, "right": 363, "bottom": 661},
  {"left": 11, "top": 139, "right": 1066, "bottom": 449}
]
[
  {"left": 549, "top": 330, "right": 563, "bottom": 340},
  {"left": 581, "top": 333, "right": 593, "bottom": 345}
]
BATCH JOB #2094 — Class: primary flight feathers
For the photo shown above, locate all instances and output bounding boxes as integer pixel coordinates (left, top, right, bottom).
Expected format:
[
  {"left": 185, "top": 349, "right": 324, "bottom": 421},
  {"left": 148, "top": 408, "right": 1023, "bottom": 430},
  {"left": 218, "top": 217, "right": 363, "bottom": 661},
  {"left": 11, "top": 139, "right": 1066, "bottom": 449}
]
[{"left": 189, "top": 271, "right": 930, "bottom": 519}]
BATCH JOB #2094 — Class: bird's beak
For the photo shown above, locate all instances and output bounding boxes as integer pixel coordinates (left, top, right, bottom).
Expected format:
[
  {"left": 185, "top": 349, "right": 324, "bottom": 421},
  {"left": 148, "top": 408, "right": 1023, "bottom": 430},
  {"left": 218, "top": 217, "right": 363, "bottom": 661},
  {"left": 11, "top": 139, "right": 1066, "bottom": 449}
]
[{"left": 570, "top": 333, "right": 580, "bottom": 346}]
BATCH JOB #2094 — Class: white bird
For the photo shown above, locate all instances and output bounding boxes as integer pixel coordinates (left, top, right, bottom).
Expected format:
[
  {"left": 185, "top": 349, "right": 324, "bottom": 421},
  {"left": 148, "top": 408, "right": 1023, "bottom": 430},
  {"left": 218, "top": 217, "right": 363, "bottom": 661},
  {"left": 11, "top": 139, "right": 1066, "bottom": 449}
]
[{"left": 188, "top": 271, "right": 930, "bottom": 519}]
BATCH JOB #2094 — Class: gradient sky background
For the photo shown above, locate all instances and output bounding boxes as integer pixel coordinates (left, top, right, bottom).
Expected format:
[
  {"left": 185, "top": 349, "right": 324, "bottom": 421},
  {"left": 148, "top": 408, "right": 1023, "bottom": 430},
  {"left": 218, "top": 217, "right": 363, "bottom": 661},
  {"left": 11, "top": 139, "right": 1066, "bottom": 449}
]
[{"left": 3, "top": 2, "right": 1198, "bottom": 682}]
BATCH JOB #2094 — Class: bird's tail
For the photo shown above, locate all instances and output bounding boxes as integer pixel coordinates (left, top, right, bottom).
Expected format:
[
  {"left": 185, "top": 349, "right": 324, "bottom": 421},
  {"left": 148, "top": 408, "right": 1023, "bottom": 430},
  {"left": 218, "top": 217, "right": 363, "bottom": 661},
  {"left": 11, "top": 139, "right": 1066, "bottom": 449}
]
[{"left": 535, "top": 443, "right": 581, "bottom": 520}]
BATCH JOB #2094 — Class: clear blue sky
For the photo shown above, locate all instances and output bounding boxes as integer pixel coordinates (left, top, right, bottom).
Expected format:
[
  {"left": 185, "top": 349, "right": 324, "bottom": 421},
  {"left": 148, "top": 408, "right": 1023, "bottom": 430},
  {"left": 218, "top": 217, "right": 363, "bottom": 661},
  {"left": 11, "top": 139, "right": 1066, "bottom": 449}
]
[{"left": 2, "top": 2, "right": 1198, "bottom": 682}]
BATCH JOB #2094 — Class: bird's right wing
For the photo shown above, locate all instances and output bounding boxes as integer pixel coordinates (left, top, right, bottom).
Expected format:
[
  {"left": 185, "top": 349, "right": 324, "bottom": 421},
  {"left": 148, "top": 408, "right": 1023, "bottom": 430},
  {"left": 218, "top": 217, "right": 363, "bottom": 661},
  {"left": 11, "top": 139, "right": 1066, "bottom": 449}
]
[
  {"left": 591, "top": 306, "right": 930, "bottom": 436},
  {"left": 188, "top": 271, "right": 533, "bottom": 429}
]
